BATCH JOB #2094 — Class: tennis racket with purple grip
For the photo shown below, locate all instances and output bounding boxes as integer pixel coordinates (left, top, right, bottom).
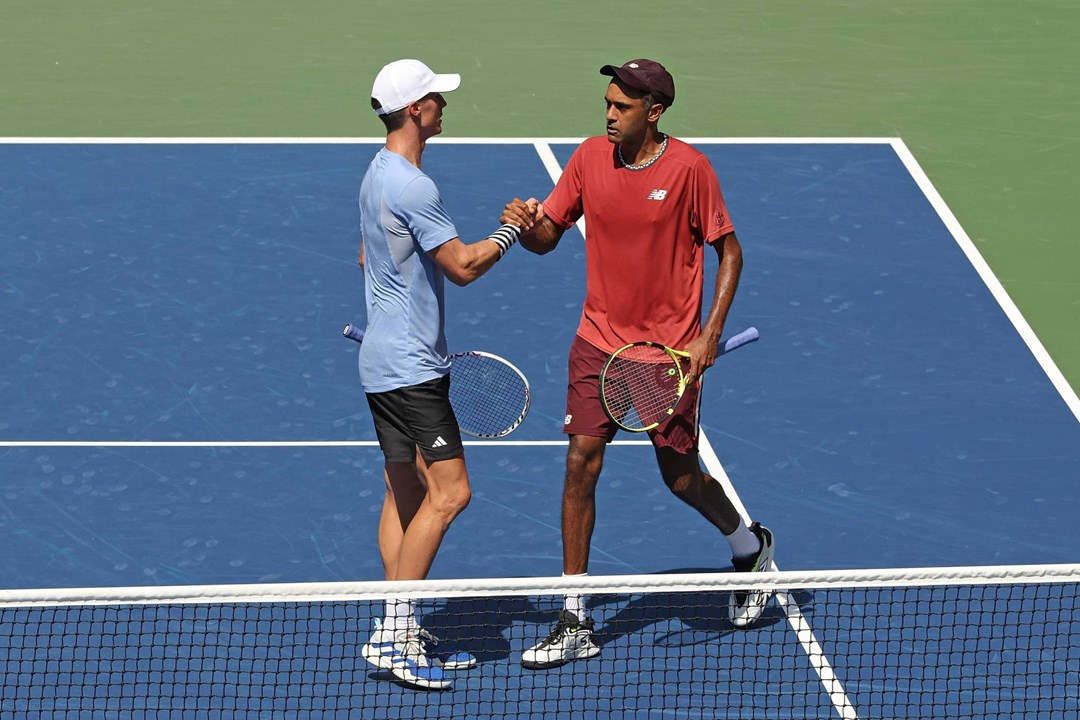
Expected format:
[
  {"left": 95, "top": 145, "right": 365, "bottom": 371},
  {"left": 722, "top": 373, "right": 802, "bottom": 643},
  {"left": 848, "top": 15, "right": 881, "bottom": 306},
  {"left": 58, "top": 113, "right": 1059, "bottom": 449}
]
[{"left": 599, "top": 327, "right": 759, "bottom": 432}]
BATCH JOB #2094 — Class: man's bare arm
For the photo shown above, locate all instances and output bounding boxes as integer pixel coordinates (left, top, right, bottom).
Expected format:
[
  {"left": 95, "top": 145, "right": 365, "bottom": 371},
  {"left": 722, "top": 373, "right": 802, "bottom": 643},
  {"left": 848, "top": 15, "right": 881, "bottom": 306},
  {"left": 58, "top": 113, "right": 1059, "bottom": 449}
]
[
  {"left": 685, "top": 232, "right": 743, "bottom": 382},
  {"left": 427, "top": 234, "right": 507, "bottom": 286},
  {"left": 428, "top": 206, "right": 527, "bottom": 286},
  {"left": 520, "top": 214, "right": 566, "bottom": 255}
]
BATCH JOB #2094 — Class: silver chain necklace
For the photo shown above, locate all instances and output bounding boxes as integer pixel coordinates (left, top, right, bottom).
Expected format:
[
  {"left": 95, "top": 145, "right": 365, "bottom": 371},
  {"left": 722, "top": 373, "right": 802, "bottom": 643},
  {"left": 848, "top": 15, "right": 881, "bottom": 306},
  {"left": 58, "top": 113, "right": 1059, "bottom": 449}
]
[{"left": 618, "top": 134, "right": 669, "bottom": 171}]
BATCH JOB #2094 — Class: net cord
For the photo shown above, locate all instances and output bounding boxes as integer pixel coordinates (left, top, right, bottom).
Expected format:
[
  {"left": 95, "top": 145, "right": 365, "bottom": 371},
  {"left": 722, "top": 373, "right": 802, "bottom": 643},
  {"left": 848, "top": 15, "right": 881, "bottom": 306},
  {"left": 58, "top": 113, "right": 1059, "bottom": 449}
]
[{"left": 1, "top": 563, "right": 1077, "bottom": 608}]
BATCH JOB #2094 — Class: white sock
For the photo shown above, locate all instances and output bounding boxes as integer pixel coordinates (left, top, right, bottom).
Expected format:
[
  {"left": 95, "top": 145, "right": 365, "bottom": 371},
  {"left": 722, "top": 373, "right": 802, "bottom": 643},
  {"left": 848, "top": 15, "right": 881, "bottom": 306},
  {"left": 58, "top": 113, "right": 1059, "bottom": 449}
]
[
  {"left": 383, "top": 598, "right": 416, "bottom": 633},
  {"left": 725, "top": 518, "right": 761, "bottom": 560},
  {"left": 562, "top": 573, "right": 588, "bottom": 621}
]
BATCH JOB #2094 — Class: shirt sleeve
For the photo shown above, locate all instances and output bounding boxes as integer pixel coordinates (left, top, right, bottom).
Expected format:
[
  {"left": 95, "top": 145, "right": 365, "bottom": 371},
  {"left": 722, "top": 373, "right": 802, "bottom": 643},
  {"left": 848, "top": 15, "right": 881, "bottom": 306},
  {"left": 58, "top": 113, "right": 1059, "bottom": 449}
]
[
  {"left": 691, "top": 154, "right": 735, "bottom": 244},
  {"left": 542, "top": 144, "right": 585, "bottom": 229},
  {"left": 396, "top": 175, "right": 459, "bottom": 252}
]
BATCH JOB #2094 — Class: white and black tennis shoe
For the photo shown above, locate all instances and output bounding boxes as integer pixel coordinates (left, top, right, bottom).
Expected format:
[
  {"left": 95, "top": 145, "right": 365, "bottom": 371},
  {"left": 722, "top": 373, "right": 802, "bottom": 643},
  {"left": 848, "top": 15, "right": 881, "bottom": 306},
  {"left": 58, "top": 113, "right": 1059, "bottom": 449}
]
[
  {"left": 728, "top": 522, "right": 776, "bottom": 628},
  {"left": 521, "top": 610, "right": 600, "bottom": 670}
]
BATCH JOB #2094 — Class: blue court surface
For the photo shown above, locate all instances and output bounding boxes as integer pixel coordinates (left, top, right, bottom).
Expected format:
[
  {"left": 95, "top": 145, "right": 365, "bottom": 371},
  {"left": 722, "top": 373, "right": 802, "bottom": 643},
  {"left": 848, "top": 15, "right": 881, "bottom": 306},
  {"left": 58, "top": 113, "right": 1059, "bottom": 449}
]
[{"left": 1, "top": 140, "right": 1077, "bottom": 717}]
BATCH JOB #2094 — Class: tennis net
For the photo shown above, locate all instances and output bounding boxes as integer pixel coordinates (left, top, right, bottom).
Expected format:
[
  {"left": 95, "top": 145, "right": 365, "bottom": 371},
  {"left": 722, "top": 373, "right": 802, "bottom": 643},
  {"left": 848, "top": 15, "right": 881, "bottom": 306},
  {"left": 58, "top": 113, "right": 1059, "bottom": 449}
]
[{"left": 1, "top": 564, "right": 1077, "bottom": 719}]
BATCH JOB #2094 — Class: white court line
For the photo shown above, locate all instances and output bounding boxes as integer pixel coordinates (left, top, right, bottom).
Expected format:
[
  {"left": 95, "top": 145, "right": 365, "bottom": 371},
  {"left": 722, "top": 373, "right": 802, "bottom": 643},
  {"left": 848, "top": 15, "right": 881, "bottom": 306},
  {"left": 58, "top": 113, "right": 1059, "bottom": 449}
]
[
  {"left": 0, "top": 139, "right": 1065, "bottom": 716},
  {"left": 3, "top": 135, "right": 1064, "bottom": 441},
  {"left": 0, "top": 440, "right": 651, "bottom": 448},
  {"left": 534, "top": 142, "right": 858, "bottom": 720},
  {"left": 532, "top": 142, "right": 587, "bottom": 240},
  {"left": 699, "top": 435, "right": 858, "bottom": 719},
  {"left": 0, "top": 136, "right": 899, "bottom": 145},
  {"left": 890, "top": 139, "right": 1080, "bottom": 424},
  {"left": 7, "top": 138, "right": 1063, "bottom": 717}
]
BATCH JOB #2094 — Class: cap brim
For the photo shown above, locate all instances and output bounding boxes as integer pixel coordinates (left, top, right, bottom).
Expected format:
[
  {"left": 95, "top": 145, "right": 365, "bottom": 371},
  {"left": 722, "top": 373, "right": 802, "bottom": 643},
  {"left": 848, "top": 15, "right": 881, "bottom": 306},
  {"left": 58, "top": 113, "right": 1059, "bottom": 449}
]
[
  {"left": 430, "top": 73, "right": 461, "bottom": 93},
  {"left": 599, "top": 64, "right": 649, "bottom": 94}
]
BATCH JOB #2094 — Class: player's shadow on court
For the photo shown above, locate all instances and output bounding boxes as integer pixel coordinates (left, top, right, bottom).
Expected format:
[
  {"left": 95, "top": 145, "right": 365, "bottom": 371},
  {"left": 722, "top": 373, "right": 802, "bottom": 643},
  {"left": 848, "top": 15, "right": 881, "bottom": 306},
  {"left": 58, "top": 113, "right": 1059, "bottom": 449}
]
[
  {"left": 583, "top": 567, "right": 813, "bottom": 649},
  {"left": 417, "top": 594, "right": 553, "bottom": 663},
  {"left": 378, "top": 569, "right": 817, "bottom": 673}
]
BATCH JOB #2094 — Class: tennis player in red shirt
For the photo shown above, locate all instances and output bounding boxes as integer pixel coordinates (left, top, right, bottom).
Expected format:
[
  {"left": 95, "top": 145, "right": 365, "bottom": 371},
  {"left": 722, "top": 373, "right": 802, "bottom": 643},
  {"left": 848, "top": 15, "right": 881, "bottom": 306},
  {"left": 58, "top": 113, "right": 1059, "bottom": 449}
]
[{"left": 504, "top": 59, "right": 776, "bottom": 669}]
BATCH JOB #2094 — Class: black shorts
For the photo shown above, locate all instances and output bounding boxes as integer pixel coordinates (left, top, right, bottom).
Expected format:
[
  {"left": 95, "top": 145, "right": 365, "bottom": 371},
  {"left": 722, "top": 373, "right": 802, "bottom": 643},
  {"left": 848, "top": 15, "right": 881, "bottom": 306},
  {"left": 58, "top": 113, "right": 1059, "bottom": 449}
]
[{"left": 366, "top": 375, "right": 464, "bottom": 464}]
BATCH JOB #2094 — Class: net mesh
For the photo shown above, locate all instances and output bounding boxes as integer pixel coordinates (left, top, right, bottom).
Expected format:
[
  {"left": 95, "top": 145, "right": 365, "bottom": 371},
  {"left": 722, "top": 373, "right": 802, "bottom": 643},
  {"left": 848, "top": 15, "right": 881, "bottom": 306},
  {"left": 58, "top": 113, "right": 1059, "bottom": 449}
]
[{"left": 1, "top": 565, "right": 1077, "bottom": 719}]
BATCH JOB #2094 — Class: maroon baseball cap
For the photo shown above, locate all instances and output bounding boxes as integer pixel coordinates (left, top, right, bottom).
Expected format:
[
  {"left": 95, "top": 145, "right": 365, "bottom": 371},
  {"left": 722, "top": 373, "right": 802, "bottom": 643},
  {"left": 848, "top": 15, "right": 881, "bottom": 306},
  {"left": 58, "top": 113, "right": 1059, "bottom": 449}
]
[{"left": 600, "top": 59, "right": 675, "bottom": 109}]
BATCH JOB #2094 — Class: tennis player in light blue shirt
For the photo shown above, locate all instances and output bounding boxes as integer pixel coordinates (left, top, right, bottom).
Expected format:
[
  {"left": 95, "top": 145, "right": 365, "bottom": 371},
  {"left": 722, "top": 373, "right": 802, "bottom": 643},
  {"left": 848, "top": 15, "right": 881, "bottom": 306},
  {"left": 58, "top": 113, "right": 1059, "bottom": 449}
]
[
  {"left": 358, "top": 148, "right": 457, "bottom": 394},
  {"left": 354, "top": 58, "right": 534, "bottom": 691}
]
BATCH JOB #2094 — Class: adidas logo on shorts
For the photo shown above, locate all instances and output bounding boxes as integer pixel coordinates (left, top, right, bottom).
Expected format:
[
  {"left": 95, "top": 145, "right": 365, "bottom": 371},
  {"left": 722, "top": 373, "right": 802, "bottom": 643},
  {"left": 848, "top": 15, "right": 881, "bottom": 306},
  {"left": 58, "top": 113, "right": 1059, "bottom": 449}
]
[{"left": 431, "top": 436, "right": 447, "bottom": 448}]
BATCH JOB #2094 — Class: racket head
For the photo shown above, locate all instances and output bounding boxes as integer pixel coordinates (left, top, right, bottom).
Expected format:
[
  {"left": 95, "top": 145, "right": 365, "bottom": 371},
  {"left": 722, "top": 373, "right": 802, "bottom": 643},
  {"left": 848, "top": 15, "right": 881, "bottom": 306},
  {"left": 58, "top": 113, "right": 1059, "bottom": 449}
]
[
  {"left": 599, "top": 342, "right": 687, "bottom": 432},
  {"left": 448, "top": 351, "right": 531, "bottom": 438}
]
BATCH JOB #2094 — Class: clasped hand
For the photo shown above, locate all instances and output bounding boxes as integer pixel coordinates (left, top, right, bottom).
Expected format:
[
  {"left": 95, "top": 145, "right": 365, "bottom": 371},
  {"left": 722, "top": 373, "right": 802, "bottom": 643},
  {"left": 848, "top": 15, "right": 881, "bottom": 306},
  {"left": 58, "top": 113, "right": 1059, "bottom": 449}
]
[{"left": 500, "top": 198, "right": 542, "bottom": 231}]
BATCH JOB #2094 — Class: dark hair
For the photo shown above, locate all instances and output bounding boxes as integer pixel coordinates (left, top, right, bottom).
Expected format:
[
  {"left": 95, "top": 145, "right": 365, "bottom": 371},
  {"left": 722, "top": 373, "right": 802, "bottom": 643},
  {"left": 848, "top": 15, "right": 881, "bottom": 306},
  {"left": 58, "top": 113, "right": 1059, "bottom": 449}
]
[
  {"left": 610, "top": 78, "right": 659, "bottom": 112},
  {"left": 371, "top": 97, "right": 407, "bottom": 131}
]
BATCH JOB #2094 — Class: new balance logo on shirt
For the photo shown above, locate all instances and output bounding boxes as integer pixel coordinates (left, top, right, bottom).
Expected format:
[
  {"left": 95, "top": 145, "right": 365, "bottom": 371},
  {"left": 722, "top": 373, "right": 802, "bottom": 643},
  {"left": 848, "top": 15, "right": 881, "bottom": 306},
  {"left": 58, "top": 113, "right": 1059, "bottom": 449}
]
[
  {"left": 646, "top": 189, "right": 668, "bottom": 201},
  {"left": 431, "top": 436, "right": 447, "bottom": 448}
]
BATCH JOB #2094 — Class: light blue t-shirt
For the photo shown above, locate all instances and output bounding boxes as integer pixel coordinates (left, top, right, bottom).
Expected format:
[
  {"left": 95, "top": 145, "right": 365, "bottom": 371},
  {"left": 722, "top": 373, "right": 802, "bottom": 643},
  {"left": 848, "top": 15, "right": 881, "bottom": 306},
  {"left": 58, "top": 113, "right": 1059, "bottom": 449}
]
[{"left": 358, "top": 148, "right": 458, "bottom": 393}]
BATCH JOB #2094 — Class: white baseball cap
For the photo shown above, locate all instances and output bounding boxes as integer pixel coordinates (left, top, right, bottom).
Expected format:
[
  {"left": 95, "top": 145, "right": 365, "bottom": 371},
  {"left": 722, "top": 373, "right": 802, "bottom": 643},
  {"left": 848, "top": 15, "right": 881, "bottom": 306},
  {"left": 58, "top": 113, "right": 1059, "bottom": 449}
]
[{"left": 371, "top": 59, "right": 461, "bottom": 116}]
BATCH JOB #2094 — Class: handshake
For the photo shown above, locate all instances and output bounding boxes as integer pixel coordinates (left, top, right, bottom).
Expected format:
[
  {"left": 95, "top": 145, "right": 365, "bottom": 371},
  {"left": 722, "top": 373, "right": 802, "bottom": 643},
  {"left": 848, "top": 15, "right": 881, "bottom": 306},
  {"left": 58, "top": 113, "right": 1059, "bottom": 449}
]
[{"left": 499, "top": 198, "right": 544, "bottom": 233}]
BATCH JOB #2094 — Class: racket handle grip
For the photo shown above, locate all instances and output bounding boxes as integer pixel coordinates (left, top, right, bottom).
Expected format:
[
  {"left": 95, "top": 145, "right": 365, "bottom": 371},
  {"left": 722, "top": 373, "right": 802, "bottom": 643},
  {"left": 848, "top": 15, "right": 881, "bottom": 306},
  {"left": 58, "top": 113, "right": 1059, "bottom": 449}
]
[
  {"left": 718, "top": 326, "right": 759, "bottom": 355},
  {"left": 342, "top": 323, "right": 365, "bottom": 344}
]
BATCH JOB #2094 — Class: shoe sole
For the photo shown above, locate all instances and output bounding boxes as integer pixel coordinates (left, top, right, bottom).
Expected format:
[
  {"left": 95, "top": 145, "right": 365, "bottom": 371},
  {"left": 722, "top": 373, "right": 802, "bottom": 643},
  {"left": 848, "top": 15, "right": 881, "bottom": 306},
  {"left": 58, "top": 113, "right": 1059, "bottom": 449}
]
[
  {"left": 365, "top": 649, "right": 453, "bottom": 689},
  {"left": 363, "top": 644, "right": 476, "bottom": 670},
  {"left": 388, "top": 667, "right": 452, "bottom": 690},
  {"left": 439, "top": 658, "right": 477, "bottom": 671},
  {"left": 521, "top": 644, "right": 600, "bottom": 670}
]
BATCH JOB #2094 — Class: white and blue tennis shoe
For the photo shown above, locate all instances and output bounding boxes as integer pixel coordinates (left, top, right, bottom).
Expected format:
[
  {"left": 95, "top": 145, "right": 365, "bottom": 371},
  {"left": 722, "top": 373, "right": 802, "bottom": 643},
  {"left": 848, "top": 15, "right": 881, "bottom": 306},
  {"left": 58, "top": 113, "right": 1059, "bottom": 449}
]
[
  {"left": 417, "top": 627, "right": 477, "bottom": 670},
  {"left": 362, "top": 620, "right": 475, "bottom": 689}
]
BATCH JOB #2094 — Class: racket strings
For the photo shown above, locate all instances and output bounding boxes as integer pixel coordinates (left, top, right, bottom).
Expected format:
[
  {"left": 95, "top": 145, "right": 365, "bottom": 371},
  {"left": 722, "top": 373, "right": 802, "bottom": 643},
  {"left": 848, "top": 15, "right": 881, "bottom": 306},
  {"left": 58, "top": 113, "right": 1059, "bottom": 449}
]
[
  {"left": 448, "top": 354, "right": 530, "bottom": 438},
  {"left": 602, "top": 347, "right": 684, "bottom": 430}
]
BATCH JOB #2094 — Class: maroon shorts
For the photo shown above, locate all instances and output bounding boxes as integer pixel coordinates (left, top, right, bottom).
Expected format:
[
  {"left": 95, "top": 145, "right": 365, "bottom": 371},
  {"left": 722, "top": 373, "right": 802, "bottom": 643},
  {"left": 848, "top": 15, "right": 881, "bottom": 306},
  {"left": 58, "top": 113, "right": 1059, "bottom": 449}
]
[{"left": 563, "top": 335, "right": 700, "bottom": 454}]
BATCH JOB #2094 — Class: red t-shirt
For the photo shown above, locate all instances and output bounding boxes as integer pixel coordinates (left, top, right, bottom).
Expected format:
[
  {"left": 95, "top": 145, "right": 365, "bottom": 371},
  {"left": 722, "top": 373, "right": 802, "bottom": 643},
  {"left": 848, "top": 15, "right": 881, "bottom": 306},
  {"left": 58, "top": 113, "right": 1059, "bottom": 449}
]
[{"left": 544, "top": 136, "right": 736, "bottom": 353}]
